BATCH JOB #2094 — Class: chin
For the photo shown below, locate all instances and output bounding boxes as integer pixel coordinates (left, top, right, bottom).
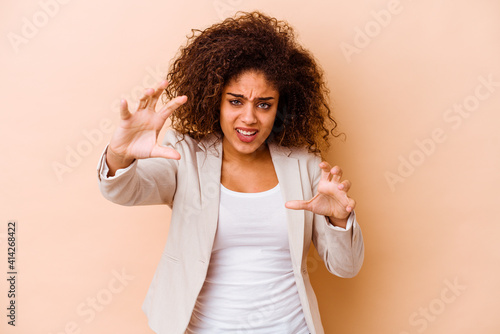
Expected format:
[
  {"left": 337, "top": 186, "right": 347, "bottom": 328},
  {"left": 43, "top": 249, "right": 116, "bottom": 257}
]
[
  {"left": 234, "top": 139, "right": 264, "bottom": 154},
  {"left": 236, "top": 144, "right": 260, "bottom": 154}
]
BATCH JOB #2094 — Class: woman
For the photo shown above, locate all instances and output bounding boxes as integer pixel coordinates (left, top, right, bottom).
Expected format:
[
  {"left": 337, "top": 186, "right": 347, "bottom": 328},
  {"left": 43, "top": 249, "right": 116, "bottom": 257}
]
[{"left": 97, "top": 11, "right": 364, "bottom": 334}]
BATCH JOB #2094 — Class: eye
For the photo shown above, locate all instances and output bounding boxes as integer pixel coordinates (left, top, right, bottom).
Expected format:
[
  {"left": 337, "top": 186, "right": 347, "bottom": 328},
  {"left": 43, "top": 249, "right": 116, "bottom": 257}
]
[
  {"left": 257, "top": 102, "right": 271, "bottom": 109},
  {"left": 229, "top": 99, "right": 242, "bottom": 106}
]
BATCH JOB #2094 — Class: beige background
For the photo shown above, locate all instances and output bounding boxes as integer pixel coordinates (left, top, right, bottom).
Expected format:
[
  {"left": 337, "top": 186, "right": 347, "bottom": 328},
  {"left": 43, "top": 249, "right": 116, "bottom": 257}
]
[{"left": 1, "top": 0, "right": 499, "bottom": 333}]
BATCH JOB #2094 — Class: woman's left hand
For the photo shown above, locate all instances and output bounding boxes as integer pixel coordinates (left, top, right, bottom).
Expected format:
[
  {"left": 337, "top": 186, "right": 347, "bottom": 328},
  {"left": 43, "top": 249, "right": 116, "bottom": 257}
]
[{"left": 285, "top": 162, "right": 355, "bottom": 227}]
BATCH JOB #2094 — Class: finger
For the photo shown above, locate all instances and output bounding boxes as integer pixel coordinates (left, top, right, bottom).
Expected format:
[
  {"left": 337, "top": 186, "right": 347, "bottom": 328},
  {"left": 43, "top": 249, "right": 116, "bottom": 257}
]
[
  {"left": 285, "top": 200, "right": 310, "bottom": 211},
  {"left": 146, "top": 80, "right": 169, "bottom": 109},
  {"left": 319, "top": 161, "right": 333, "bottom": 181},
  {"left": 159, "top": 95, "right": 188, "bottom": 119},
  {"left": 346, "top": 198, "right": 356, "bottom": 213},
  {"left": 119, "top": 99, "right": 132, "bottom": 120},
  {"left": 305, "top": 193, "right": 320, "bottom": 204},
  {"left": 136, "top": 88, "right": 154, "bottom": 110},
  {"left": 338, "top": 179, "right": 351, "bottom": 192},
  {"left": 150, "top": 145, "right": 181, "bottom": 160},
  {"left": 330, "top": 166, "right": 343, "bottom": 182}
]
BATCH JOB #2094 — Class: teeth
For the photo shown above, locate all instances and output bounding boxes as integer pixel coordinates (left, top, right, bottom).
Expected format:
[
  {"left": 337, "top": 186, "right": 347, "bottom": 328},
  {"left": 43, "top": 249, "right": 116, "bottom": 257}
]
[{"left": 236, "top": 129, "right": 257, "bottom": 136}]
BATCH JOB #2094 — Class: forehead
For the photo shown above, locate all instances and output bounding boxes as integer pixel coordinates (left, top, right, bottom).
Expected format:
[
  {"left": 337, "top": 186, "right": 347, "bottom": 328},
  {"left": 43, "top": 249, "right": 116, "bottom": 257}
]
[{"left": 223, "top": 71, "right": 279, "bottom": 97}]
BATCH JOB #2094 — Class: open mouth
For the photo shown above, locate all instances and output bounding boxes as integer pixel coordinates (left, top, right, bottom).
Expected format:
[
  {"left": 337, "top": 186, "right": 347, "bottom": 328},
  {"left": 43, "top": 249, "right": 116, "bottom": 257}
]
[
  {"left": 235, "top": 128, "right": 258, "bottom": 143},
  {"left": 236, "top": 129, "right": 258, "bottom": 136}
]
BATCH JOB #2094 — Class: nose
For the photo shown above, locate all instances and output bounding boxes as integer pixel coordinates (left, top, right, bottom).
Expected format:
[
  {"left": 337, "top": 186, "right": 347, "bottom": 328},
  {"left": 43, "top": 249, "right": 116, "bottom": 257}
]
[{"left": 240, "top": 104, "right": 257, "bottom": 124}]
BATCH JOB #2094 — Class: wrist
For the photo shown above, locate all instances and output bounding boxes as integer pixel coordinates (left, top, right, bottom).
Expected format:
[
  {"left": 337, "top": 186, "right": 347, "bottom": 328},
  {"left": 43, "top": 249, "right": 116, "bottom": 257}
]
[
  {"left": 106, "top": 147, "right": 135, "bottom": 176},
  {"left": 326, "top": 215, "right": 348, "bottom": 229},
  {"left": 108, "top": 147, "right": 134, "bottom": 163}
]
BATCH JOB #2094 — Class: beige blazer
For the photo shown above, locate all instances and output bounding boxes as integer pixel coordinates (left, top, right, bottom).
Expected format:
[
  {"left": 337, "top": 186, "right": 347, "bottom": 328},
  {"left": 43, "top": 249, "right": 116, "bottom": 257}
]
[{"left": 97, "top": 129, "right": 364, "bottom": 334}]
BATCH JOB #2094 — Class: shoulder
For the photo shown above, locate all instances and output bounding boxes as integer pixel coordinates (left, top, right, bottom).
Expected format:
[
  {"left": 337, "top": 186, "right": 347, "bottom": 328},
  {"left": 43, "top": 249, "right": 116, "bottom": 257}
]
[
  {"left": 161, "top": 129, "right": 196, "bottom": 147},
  {"left": 161, "top": 129, "right": 203, "bottom": 149},
  {"left": 271, "top": 143, "right": 322, "bottom": 163},
  {"left": 272, "top": 144, "right": 322, "bottom": 182},
  {"left": 288, "top": 145, "right": 323, "bottom": 169},
  {"left": 298, "top": 148, "right": 322, "bottom": 184},
  {"left": 161, "top": 129, "right": 222, "bottom": 158}
]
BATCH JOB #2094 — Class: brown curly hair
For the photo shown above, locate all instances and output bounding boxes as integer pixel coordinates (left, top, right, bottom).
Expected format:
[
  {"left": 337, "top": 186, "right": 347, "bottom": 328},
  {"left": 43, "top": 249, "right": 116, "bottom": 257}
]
[{"left": 163, "top": 11, "right": 339, "bottom": 155}]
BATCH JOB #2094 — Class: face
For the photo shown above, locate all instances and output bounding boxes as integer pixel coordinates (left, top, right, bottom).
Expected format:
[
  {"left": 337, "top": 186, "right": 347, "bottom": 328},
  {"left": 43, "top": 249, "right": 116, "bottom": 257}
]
[{"left": 219, "top": 71, "right": 279, "bottom": 158}]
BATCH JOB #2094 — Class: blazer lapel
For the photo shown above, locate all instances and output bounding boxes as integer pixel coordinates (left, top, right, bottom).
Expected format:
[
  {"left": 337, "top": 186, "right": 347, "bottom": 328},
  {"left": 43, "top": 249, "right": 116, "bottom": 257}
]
[
  {"left": 195, "top": 136, "right": 305, "bottom": 267},
  {"left": 269, "top": 143, "right": 305, "bottom": 268},
  {"left": 196, "top": 134, "right": 223, "bottom": 263}
]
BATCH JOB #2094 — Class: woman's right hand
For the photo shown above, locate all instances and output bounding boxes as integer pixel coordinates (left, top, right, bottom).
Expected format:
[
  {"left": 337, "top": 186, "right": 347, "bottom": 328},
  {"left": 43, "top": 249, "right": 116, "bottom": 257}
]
[{"left": 106, "top": 80, "right": 187, "bottom": 175}]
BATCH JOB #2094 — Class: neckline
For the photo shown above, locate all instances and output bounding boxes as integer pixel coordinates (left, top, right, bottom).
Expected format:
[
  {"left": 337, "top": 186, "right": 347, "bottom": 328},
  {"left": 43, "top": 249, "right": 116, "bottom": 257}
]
[{"left": 220, "top": 183, "right": 280, "bottom": 197}]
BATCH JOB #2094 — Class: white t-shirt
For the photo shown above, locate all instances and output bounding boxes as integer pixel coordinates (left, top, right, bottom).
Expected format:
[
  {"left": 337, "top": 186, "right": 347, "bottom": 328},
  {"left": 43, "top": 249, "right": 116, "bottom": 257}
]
[{"left": 186, "top": 183, "right": 310, "bottom": 334}]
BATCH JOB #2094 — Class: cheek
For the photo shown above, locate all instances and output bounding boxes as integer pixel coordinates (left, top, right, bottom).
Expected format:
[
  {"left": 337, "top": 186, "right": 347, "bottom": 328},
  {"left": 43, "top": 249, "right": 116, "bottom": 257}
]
[
  {"left": 219, "top": 109, "right": 236, "bottom": 131},
  {"left": 219, "top": 107, "right": 229, "bottom": 124}
]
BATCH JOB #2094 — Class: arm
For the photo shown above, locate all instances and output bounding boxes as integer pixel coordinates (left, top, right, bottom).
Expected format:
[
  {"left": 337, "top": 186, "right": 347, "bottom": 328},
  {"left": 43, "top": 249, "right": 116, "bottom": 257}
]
[
  {"left": 97, "top": 130, "right": 181, "bottom": 207},
  {"left": 312, "top": 211, "right": 364, "bottom": 278},
  {"left": 287, "top": 156, "right": 365, "bottom": 278},
  {"left": 96, "top": 80, "right": 187, "bottom": 207}
]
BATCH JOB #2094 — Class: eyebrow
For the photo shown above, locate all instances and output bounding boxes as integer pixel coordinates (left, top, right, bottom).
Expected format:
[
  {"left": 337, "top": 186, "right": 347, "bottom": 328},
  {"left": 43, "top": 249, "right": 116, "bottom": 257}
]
[{"left": 226, "top": 92, "right": 275, "bottom": 101}]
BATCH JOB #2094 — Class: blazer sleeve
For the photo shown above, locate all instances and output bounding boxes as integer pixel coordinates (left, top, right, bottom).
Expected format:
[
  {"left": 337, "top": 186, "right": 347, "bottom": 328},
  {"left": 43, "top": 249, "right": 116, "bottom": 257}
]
[
  {"left": 310, "top": 155, "right": 365, "bottom": 278},
  {"left": 96, "top": 130, "right": 180, "bottom": 207}
]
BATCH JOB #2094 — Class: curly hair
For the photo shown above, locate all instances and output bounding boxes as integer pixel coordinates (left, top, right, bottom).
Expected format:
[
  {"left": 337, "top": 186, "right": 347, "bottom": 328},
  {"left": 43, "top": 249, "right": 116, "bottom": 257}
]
[{"left": 163, "top": 11, "right": 339, "bottom": 156}]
